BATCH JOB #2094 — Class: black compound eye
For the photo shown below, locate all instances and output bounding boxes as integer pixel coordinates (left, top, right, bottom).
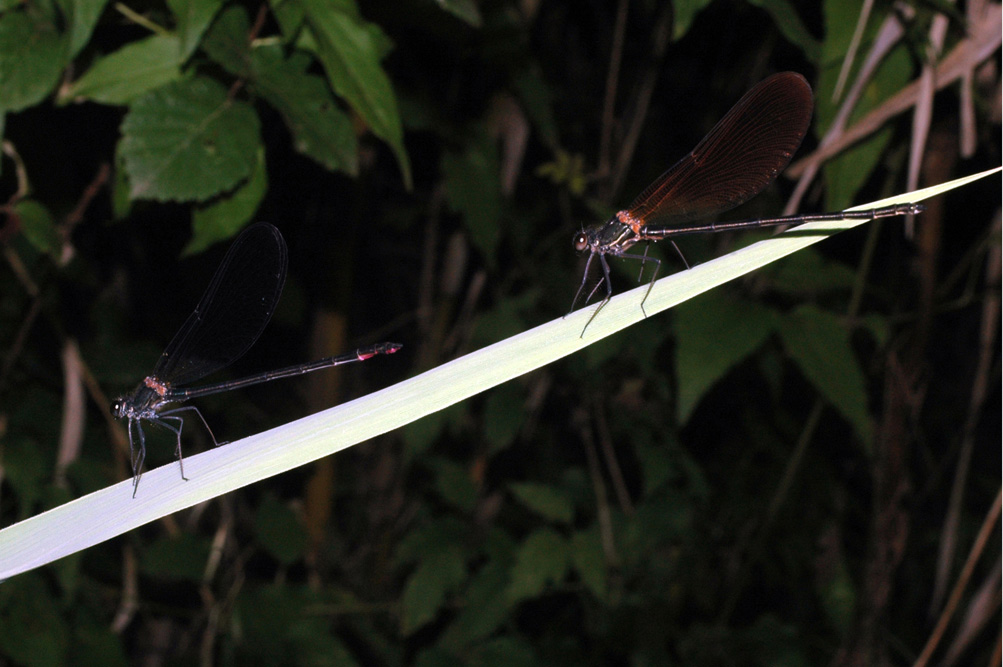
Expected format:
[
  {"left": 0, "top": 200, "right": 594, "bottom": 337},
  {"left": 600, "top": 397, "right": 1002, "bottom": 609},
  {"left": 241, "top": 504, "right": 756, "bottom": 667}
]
[{"left": 573, "top": 233, "right": 589, "bottom": 252}]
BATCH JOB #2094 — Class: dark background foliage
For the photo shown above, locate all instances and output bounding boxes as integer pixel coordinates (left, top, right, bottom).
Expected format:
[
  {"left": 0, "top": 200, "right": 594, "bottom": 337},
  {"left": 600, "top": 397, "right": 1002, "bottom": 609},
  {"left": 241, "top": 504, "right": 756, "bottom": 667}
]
[{"left": 0, "top": 0, "right": 999, "bottom": 665}]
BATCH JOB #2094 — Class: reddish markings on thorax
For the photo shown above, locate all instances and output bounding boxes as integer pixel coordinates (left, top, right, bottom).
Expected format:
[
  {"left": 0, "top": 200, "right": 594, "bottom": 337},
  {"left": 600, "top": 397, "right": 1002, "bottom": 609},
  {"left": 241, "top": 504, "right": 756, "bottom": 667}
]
[
  {"left": 144, "top": 376, "right": 169, "bottom": 397},
  {"left": 616, "top": 210, "right": 644, "bottom": 234}
]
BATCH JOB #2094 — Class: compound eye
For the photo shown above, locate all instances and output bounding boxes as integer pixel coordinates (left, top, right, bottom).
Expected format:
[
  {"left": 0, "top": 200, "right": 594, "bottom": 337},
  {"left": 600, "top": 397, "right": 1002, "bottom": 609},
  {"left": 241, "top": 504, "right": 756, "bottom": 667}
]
[
  {"left": 573, "top": 233, "right": 589, "bottom": 252},
  {"left": 110, "top": 400, "right": 122, "bottom": 417}
]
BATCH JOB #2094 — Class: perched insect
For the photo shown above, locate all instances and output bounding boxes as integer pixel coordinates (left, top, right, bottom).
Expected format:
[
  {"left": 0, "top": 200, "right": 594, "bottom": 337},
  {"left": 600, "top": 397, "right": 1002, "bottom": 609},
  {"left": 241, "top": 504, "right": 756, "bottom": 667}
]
[{"left": 571, "top": 72, "right": 923, "bottom": 333}]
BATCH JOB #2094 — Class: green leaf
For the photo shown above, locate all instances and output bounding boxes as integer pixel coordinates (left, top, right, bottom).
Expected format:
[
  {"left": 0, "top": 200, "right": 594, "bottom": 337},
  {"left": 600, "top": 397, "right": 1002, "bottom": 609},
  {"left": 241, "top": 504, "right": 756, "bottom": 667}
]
[
  {"left": 470, "top": 637, "right": 538, "bottom": 666},
  {"left": 61, "top": 34, "right": 184, "bottom": 105},
  {"left": 674, "top": 292, "right": 778, "bottom": 424},
  {"left": 765, "top": 246, "right": 857, "bottom": 294},
  {"left": 72, "top": 620, "right": 129, "bottom": 667},
  {"left": 483, "top": 384, "right": 523, "bottom": 453},
  {"left": 815, "top": 531, "right": 856, "bottom": 636},
  {"left": 671, "top": 0, "right": 715, "bottom": 41},
  {"left": 401, "top": 407, "right": 451, "bottom": 457},
  {"left": 201, "top": 4, "right": 253, "bottom": 74},
  {"left": 119, "top": 77, "right": 261, "bottom": 201},
  {"left": 570, "top": 528, "right": 607, "bottom": 600},
  {"left": 748, "top": 0, "right": 820, "bottom": 60},
  {"left": 442, "top": 139, "right": 502, "bottom": 260},
  {"left": 395, "top": 517, "right": 470, "bottom": 566},
  {"left": 401, "top": 545, "right": 467, "bottom": 634},
  {"left": 431, "top": 457, "right": 479, "bottom": 513},
  {"left": 204, "top": 7, "right": 359, "bottom": 174},
  {"left": 513, "top": 65, "right": 558, "bottom": 149},
  {"left": 141, "top": 533, "right": 211, "bottom": 581},
  {"left": 15, "top": 200, "right": 59, "bottom": 255},
  {"left": 299, "top": 0, "right": 411, "bottom": 187},
  {"left": 0, "top": 11, "right": 68, "bottom": 112},
  {"left": 254, "top": 494, "right": 307, "bottom": 565},
  {"left": 1, "top": 438, "right": 48, "bottom": 521},
  {"left": 778, "top": 304, "right": 870, "bottom": 443},
  {"left": 187, "top": 147, "right": 268, "bottom": 255},
  {"left": 818, "top": 4, "right": 912, "bottom": 209},
  {"left": 270, "top": 0, "right": 306, "bottom": 40},
  {"left": 440, "top": 562, "right": 511, "bottom": 648},
  {"left": 167, "top": 0, "right": 224, "bottom": 61},
  {"left": 0, "top": 573, "right": 68, "bottom": 667},
  {"left": 435, "top": 0, "right": 482, "bottom": 27},
  {"left": 506, "top": 528, "right": 568, "bottom": 604},
  {"left": 250, "top": 46, "right": 358, "bottom": 173},
  {"left": 57, "top": 0, "right": 108, "bottom": 58},
  {"left": 624, "top": 491, "right": 692, "bottom": 560},
  {"left": 508, "top": 482, "right": 574, "bottom": 524}
]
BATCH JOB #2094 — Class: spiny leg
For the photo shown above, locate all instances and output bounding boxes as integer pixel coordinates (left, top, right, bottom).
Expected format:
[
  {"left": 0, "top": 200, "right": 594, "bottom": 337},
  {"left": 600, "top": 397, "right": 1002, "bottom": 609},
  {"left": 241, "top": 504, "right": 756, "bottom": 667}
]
[
  {"left": 569, "top": 252, "right": 597, "bottom": 314},
  {"left": 669, "top": 239, "right": 689, "bottom": 269},
  {"left": 129, "top": 420, "right": 147, "bottom": 498},
  {"left": 162, "top": 405, "right": 220, "bottom": 447},
  {"left": 155, "top": 415, "right": 189, "bottom": 482},
  {"left": 580, "top": 255, "right": 614, "bottom": 337}
]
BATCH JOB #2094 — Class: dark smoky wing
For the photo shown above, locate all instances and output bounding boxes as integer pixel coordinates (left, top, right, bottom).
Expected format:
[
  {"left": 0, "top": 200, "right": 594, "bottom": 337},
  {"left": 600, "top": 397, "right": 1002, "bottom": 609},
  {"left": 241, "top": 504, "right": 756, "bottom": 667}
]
[{"left": 626, "top": 72, "right": 813, "bottom": 226}]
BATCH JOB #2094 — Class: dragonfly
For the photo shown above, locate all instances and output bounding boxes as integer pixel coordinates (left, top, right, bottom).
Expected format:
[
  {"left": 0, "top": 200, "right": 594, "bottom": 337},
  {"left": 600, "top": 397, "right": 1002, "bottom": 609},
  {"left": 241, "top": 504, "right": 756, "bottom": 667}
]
[
  {"left": 112, "top": 223, "right": 401, "bottom": 495},
  {"left": 571, "top": 71, "right": 923, "bottom": 333}
]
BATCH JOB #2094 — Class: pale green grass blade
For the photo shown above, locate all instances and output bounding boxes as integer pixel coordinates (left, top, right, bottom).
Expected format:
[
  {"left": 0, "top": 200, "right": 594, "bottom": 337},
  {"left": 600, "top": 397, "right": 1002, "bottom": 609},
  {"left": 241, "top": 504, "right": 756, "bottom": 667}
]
[{"left": 0, "top": 167, "right": 997, "bottom": 580}]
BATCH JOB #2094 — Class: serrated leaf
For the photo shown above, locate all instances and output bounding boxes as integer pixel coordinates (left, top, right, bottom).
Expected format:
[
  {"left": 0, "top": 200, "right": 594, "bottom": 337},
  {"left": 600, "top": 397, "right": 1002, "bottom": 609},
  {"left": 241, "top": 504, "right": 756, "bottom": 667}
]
[
  {"left": 300, "top": 0, "right": 411, "bottom": 187},
  {"left": 778, "top": 304, "right": 870, "bottom": 442},
  {"left": 0, "top": 11, "right": 68, "bottom": 112},
  {"left": 119, "top": 77, "right": 261, "bottom": 202},
  {"left": 15, "top": 200, "right": 59, "bottom": 255},
  {"left": 505, "top": 528, "right": 568, "bottom": 604},
  {"left": 186, "top": 148, "right": 267, "bottom": 255},
  {"left": 202, "top": 4, "right": 253, "bottom": 76},
  {"left": 509, "top": 482, "right": 573, "bottom": 524},
  {"left": 61, "top": 35, "right": 184, "bottom": 105},
  {"left": 401, "top": 545, "right": 467, "bottom": 634},
  {"left": 250, "top": 46, "right": 358, "bottom": 173},
  {"left": 204, "top": 8, "right": 358, "bottom": 173},
  {"left": 167, "top": 0, "right": 224, "bottom": 61},
  {"left": 254, "top": 494, "right": 307, "bottom": 565},
  {"left": 674, "top": 292, "right": 777, "bottom": 424}
]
